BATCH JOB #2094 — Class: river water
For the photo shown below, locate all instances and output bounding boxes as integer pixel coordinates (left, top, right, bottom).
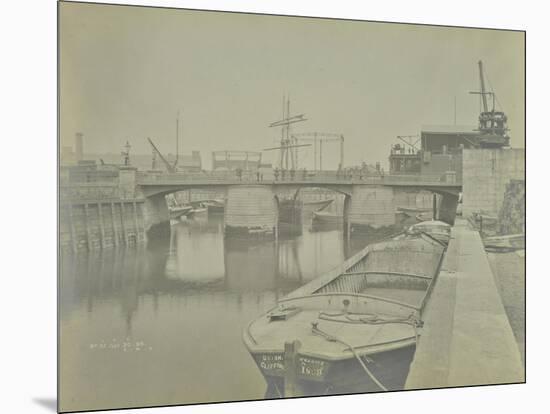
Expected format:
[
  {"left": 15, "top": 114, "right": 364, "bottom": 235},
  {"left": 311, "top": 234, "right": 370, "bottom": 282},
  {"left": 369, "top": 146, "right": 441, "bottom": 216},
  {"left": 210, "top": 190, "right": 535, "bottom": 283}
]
[{"left": 59, "top": 212, "right": 401, "bottom": 412}]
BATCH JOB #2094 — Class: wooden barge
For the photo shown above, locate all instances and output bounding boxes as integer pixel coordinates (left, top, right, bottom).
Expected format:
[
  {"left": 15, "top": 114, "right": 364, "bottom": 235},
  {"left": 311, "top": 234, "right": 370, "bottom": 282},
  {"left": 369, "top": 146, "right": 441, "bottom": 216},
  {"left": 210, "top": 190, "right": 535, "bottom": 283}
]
[
  {"left": 243, "top": 226, "right": 447, "bottom": 397},
  {"left": 406, "top": 220, "right": 451, "bottom": 246}
]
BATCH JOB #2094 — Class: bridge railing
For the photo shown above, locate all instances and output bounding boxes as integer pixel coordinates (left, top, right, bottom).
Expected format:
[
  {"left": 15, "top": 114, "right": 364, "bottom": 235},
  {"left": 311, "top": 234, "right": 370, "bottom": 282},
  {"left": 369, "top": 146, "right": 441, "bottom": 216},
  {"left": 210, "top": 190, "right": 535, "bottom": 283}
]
[
  {"left": 136, "top": 171, "right": 252, "bottom": 184},
  {"left": 136, "top": 170, "right": 460, "bottom": 186}
]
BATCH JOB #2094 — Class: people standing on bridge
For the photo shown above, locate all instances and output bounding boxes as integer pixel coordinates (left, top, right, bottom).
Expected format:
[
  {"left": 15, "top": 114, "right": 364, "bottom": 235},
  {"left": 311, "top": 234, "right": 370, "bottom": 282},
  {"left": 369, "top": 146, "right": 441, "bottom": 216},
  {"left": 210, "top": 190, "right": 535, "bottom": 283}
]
[
  {"left": 274, "top": 167, "right": 279, "bottom": 181},
  {"left": 256, "top": 170, "right": 260, "bottom": 182},
  {"left": 236, "top": 167, "right": 243, "bottom": 181}
]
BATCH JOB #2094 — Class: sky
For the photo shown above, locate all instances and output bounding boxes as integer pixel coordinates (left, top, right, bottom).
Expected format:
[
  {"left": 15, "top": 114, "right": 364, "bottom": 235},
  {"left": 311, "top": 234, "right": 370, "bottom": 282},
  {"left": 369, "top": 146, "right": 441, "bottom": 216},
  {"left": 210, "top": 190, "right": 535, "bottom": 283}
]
[{"left": 59, "top": 2, "right": 525, "bottom": 170}]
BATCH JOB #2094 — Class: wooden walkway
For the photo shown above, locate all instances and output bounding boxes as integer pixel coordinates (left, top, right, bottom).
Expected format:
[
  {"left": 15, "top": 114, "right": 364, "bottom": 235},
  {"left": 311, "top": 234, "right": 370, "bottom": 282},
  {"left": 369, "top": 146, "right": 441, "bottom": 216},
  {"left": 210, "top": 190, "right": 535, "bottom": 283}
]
[{"left": 405, "top": 218, "right": 524, "bottom": 389}]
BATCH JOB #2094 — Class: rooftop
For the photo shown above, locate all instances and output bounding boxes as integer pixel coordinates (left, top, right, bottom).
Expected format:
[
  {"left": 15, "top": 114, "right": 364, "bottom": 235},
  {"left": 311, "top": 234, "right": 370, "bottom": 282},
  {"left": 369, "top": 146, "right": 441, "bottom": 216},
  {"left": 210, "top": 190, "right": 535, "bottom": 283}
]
[{"left": 421, "top": 125, "right": 480, "bottom": 135}]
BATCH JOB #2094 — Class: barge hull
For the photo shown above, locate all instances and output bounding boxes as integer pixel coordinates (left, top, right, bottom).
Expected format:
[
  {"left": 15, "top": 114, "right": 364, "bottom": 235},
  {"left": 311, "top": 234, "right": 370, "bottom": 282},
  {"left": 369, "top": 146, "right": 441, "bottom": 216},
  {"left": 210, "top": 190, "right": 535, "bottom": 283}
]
[{"left": 257, "top": 344, "right": 416, "bottom": 397}]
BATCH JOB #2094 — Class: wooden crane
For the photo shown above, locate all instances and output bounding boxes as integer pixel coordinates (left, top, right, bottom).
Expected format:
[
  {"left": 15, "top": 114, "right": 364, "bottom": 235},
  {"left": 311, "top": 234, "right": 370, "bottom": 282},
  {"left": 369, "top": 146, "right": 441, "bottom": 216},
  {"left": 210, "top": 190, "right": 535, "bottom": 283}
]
[
  {"left": 469, "top": 60, "right": 509, "bottom": 145},
  {"left": 147, "top": 137, "right": 176, "bottom": 173}
]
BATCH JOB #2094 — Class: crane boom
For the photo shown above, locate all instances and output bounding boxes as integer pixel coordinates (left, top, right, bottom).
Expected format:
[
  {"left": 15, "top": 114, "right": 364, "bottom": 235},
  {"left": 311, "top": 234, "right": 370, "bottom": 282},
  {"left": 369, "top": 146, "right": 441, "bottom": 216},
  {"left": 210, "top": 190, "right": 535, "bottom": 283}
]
[
  {"left": 397, "top": 135, "right": 420, "bottom": 152},
  {"left": 147, "top": 137, "right": 175, "bottom": 173},
  {"left": 478, "top": 60, "right": 488, "bottom": 113}
]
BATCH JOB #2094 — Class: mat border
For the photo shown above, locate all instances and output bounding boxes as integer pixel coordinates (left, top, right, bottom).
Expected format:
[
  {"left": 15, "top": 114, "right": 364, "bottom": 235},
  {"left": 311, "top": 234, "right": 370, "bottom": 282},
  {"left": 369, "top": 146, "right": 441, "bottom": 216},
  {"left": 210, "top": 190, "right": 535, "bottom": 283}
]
[{"left": 56, "top": 1, "right": 527, "bottom": 412}]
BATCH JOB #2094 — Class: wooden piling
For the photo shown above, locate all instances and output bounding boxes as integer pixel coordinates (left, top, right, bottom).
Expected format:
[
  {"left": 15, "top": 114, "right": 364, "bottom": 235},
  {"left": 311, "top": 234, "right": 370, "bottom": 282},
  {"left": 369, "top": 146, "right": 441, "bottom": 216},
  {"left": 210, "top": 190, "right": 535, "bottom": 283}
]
[
  {"left": 68, "top": 204, "right": 78, "bottom": 253},
  {"left": 98, "top": 202, "right": 106, "bottom": 249},
  {"left": 132, "top": 201, "right": 139, "bottom": 243},
  {"left": 84, "top": 203, "right": 92, "bottom": 251},
  {"left": 480, "top": 215, "right": 483, "bottom": 235},
  {"left": 283, "top": 340, "right": 302, "bottom": 397},
  {"left": 119, "top": 202, "right": 127, "bottom": 245},
  {"left": 138, "top": 202, "right": 147, "bottom": 242},
  {"left": 111, "top": 202, "right": 120, "bottom": 247}
]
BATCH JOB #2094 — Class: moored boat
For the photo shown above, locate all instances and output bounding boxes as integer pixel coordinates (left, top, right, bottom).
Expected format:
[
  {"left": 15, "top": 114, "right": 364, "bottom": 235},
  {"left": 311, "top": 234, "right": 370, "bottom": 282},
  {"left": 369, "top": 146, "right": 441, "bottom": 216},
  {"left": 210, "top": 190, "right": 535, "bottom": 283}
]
[
  {"left": 483, "top": 233, "right": 525, "bottom": 252},
  {"left": 406, "top": 220, "right": 451, "bottom": 245},
  {"left": 304, "top": 199, "right": 334, "bottom": 212},
  {"left": 243, "top": 233, "right": 446, "bottom": 397},
  {"left": 187, "top": 207, "right": 208, "bottom": 217},
  {"left": 169, "top": 205, "right": 193, "bottom": 220},
  {"left": 203, "top": 199, "right": 225, "bottom": 214},
  {"left": 312, "top": 210, "right": 343, "bottom": 225},
  {"left": 396, "top": 206, "right": 432, "bottom": 217}
]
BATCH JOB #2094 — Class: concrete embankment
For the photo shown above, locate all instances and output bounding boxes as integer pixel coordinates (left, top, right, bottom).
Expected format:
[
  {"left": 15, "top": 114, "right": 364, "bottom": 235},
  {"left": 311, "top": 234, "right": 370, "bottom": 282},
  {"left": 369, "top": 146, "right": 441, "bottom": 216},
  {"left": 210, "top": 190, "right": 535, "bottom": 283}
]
[
  {"left": 487, "top": 250, "right": 525, "bottom": 363},
  {"left": 405, "top": 218, "right": 524, "bottom": 389}
]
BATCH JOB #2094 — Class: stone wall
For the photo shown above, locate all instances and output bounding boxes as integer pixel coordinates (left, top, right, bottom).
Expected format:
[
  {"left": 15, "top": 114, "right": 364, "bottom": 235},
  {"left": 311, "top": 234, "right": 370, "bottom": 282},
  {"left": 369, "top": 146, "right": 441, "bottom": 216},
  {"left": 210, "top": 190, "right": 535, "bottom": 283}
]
[
  {"left": 498, "top": 179, "right": 525, "bottom": 235},
  {"left": 393, "top": 189, "right": 434, "bottom": 210},
  {"left": 59, "top": 200, "right": 146, "bottom": 253},
  {"left": 420, "top": 152, "right": 463, "bottom": 182},
  {"left": 462, "top": 148, "right": 525, "bottom": 218},
  {"left": 347, "top": 185, "right": 395, "bottom": 229},
  {"left": 224, "top": 185, "right": 278, "bottom": 235},
  {"left": 142, "top": 193, "right": 170, "bottom": 233},
  {"left": 118, "top": 167, "right": 138, "bottom": 199}
]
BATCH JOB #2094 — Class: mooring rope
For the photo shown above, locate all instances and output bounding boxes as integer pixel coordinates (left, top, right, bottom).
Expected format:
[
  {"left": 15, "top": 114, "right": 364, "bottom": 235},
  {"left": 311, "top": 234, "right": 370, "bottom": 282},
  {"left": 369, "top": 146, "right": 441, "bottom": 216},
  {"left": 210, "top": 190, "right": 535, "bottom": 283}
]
[
  {"left": 311, "top": 322, "right": 388, "bottom": 392},
  {"left": 318, "top": 310, "right": 421, "bottom": 327}
]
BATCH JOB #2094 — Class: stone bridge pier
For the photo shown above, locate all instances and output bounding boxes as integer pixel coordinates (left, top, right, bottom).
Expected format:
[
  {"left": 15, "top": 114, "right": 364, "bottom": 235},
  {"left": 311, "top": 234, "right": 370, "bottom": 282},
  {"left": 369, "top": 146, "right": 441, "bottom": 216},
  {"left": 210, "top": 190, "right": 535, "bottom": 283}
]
[
  {"left": 436, "top": 192, "right": 460, "bottom": 225},
  {"left": 224, "top": 185, "right": 279, "bottom": 237},
  {"left": 345, "top": 185, "right": 396, "bottom": 233},
  {"left": 142, "top": 192, "right": 171, "bottom": 237},
  {"left": 138, "top": 181, "right": 460, "bottom": 241}
]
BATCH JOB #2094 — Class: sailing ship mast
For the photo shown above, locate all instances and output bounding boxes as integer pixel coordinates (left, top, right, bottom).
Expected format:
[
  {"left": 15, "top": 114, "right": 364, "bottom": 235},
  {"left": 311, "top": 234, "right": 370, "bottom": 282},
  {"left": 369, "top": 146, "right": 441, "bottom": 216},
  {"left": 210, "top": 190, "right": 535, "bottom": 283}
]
[{"left": 265, "top": 95, "right": 310, "bottom": 170}]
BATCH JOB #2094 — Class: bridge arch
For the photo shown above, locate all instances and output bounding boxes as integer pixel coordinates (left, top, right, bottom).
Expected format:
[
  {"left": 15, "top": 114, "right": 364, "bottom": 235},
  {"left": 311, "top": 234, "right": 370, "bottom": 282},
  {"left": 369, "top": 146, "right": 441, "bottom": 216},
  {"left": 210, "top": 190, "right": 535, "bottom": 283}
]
[{"left": 137, "top": 179, "right": 462, "bottom": 238}]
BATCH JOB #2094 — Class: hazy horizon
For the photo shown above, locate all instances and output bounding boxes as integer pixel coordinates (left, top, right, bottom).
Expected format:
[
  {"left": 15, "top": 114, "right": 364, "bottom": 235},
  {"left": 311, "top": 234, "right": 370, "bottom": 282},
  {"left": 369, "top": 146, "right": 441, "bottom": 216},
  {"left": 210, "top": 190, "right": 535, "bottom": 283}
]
[{"left": 60, "top": 3, "right": 525, "bottom": 170}]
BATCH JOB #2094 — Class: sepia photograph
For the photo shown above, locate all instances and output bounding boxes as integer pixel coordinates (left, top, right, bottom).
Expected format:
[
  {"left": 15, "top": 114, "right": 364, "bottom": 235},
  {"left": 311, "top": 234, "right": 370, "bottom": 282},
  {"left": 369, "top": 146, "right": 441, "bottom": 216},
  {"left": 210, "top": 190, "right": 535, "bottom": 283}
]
[{"left": 57, "top": 1, "right": 525, "bottom": 412}]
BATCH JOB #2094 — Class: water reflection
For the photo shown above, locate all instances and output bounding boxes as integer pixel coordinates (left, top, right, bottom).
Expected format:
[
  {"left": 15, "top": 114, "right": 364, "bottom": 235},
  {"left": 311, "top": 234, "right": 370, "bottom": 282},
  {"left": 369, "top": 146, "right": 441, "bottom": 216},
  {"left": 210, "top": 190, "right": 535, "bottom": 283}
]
[{"left": 59, "top": 212, "right": 389, "bottom": 411}]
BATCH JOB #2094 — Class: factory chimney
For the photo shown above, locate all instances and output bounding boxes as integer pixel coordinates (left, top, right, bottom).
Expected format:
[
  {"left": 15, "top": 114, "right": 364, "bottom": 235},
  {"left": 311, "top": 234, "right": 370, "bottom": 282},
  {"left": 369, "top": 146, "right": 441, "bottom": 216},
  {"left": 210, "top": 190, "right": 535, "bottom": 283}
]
[{"left": 75, "top": 132, "right": 84, "bottom": 161}]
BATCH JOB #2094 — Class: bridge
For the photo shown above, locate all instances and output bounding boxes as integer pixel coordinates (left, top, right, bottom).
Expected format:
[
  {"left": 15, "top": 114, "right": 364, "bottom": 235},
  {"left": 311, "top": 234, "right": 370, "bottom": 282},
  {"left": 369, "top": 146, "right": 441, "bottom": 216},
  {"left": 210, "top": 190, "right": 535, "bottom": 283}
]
[
  {"left": 136, "top": 170, "right": 460, "bottom": 193},
  {"left": 126, "top": 169, "right": 462, "bottom": 237},
  {"left": 60, "top": 147, "right": 525, "bottom": 252}
]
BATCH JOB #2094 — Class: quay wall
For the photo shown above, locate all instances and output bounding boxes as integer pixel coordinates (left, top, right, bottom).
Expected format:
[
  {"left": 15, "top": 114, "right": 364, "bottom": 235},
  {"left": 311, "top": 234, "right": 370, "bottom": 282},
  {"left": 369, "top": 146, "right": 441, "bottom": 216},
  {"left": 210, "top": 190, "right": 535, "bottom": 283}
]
[
  {"left": 405, "top": 219, "right": 524, "bottom": 389},
  {"left": 60, "top": 180, "right": 146, "bottom": 253},
  {"left": 462, "top": 148, "right": 525, "bottom": 219},
  {"left": 59, "top": 199, "right": 146, "bottom": 253}
]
